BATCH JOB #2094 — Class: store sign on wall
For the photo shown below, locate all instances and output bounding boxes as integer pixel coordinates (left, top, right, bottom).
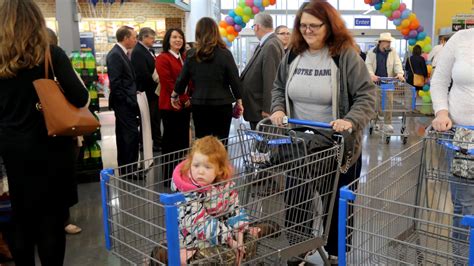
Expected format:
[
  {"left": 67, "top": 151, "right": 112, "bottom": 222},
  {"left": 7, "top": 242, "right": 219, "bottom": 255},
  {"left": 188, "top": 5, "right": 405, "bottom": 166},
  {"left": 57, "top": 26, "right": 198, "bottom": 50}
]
[
  {"left": 466, "top": 19, "right": 474, "bottom": 29},
  {"left": 355, "top": 18, "right": 371, "bottom": 27}
]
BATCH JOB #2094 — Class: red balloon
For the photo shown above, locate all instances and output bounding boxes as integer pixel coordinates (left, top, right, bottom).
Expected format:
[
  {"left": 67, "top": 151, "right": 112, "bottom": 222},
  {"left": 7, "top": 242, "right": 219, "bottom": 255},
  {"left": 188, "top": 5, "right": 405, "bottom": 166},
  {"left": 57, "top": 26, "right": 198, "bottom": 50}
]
[{"left": 364, "top": 0, "right": 371, "bottom": 4}]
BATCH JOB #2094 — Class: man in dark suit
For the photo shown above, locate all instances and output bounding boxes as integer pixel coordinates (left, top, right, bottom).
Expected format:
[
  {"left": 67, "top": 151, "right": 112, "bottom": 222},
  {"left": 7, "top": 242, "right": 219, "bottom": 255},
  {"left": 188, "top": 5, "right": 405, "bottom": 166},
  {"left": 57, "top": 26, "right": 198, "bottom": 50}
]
[
  {"left": 240, "top": 13, "right": 284, "bottom": 130},
  {"left": 106, "top": 26, "right": 139, "bottom": 174},
  {"left": 131, "top": 27, "right": 162, "bottom": 152}
]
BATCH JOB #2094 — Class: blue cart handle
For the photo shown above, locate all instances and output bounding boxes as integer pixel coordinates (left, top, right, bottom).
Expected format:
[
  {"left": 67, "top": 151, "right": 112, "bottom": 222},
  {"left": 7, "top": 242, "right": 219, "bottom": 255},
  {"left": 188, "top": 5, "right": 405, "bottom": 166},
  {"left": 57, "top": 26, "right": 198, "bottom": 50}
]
[{"left": 285, "top": 118, "right": 332, "bottom": 129}]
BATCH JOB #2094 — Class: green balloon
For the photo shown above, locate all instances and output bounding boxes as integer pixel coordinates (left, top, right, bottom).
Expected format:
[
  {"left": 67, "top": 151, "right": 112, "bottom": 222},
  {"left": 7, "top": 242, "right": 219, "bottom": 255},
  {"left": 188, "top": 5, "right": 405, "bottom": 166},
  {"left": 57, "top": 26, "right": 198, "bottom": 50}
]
[
  {"left": 239, "top": 0, "right": 246, "bottom": 7},
  {"left": 391, "top": 0, "right": 400, "bottom": 10},
  {"left": 384, "top": 10, "right": 392, "bottom": 17},
  {"left": 422, "top": 95, "right": 432, "bottom": 103},
  {"left": 244, "top": 6, "right": 252, "bottom": 16}
]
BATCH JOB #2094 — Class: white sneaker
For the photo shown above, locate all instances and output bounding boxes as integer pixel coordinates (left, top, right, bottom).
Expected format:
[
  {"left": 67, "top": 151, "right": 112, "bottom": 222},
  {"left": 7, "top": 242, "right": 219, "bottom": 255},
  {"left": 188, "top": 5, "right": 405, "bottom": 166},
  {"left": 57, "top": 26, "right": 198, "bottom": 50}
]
[{"left": 383, "top": 124, "right": 394, "bottom": 133}]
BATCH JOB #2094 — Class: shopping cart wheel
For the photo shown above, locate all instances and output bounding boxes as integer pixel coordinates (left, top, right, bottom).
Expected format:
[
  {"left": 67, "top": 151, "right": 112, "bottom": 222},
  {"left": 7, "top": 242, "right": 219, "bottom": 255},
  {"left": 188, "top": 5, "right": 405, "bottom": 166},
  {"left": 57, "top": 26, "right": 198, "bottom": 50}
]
[
  {"left": 400, "top": 127, "right": 406, "bottom": 134},
  {"left": 385, "top": 137, "right": 390, "bottom": 144},
  {"left": 402, "top": 136, "right": 408, "bottom": 144}
]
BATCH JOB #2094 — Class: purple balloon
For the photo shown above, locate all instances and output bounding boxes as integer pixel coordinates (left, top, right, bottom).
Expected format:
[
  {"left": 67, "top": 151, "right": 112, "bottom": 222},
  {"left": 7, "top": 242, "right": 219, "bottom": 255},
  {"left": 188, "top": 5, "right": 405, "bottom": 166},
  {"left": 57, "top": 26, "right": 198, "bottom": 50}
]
[
  {"left": 403, "top": 35, "right": 410, "bottom": 40},
  {"left": 234, "top": 24, "right": 242, "bottom": 32},
  {"left": 409, "top": 30, "right": 418, "bottom": 39},
  {"left": 417, "top": 26, "right": 424, "bottom": 33},
  {"left": 225, "top": 16, "right": 235, "bottom": 26}
]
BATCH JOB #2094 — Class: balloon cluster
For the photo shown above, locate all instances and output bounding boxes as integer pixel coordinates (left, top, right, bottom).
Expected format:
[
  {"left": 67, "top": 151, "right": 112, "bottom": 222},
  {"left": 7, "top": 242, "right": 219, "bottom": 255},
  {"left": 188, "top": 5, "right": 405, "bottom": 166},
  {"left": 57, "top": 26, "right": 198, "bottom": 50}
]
[
  {"left": 219, "top": 0, "right": 277, "bottom": 47},
  {"left": 365, "top": 0, "right": 433, "bottom": 103}
]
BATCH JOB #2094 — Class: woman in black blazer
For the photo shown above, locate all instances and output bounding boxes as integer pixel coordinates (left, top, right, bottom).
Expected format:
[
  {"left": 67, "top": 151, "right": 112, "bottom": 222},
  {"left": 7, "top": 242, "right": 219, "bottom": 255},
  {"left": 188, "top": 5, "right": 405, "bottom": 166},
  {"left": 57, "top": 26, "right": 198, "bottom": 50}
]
[
  {"left": 405, "top": 44, "right": 428, "bottom": 91},
  {"left": 0, "top": 1, "right": 89, "bottom": 264},
  {"left": 172, "top": 17, "right": 243, "bottom": 140}
]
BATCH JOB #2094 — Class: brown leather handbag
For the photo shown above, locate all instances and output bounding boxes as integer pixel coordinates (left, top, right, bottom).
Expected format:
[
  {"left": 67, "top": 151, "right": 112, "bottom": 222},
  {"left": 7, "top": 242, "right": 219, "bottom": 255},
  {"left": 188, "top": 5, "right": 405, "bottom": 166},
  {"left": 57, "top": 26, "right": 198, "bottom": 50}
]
[{"left": 33, "top": 47, "right": 100, "bottom": 137}]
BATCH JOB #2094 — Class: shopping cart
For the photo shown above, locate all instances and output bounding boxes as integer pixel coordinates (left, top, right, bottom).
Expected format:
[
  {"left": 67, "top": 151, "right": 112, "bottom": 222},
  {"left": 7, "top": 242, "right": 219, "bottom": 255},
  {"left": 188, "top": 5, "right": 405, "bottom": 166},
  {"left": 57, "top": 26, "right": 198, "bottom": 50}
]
[
  {"left": 338, "top": 127, "right": 474, "bottom": 265},
  {"left": 369, "top": 77, "right": 416, "bottom": 144},
  {"left": 100, "top": 119, "right": 345, "bottom": 265}
]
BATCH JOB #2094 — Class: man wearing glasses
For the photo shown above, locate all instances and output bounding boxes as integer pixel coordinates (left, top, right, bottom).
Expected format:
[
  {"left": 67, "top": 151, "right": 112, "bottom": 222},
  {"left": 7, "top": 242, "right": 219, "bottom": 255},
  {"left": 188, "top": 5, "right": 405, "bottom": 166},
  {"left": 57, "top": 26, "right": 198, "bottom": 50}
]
[
  {"left": 240, "top": 13, "right": 284, "bottom": 130},
  {"left": 275, "top": 25, "right": 291, "bottom": 53}
]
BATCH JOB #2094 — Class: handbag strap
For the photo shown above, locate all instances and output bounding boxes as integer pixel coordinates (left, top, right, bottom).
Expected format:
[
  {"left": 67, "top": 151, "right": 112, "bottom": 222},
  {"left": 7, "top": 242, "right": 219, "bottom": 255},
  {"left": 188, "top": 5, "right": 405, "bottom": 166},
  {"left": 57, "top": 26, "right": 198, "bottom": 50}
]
[
  {"left": 44, "top": 46, "right": 57, "bottom": 80},
  {"left": 408, "top": 57, "right": 415, "bottom": 74}
]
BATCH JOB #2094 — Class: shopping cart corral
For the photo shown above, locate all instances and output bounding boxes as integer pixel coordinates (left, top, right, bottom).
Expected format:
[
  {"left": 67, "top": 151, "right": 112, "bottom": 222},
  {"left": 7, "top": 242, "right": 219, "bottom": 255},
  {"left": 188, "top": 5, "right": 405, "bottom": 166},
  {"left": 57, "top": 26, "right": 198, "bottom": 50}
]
[
  {"left": 369, "top": 77, "right": 417, "bottom": 144},
  {"left": 100, "top": 119, "right": 347, "bottom": 265},
  {"left": 338, "top": 127, "right": 474, "bottom": 265}
]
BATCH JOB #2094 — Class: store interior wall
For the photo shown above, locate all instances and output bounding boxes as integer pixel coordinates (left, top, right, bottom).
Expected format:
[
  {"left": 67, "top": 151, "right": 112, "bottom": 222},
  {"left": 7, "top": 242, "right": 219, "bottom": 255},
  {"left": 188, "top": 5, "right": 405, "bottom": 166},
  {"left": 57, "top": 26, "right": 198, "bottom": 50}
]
[
  {"left": 56, "top": 0, "right": 81, "bottom": 55},
  {"left": 435, "top": 0, "right": 474, "bottom": 36},
  {"left": 412, "top": 0, "right": 434, "bottom": 45}
]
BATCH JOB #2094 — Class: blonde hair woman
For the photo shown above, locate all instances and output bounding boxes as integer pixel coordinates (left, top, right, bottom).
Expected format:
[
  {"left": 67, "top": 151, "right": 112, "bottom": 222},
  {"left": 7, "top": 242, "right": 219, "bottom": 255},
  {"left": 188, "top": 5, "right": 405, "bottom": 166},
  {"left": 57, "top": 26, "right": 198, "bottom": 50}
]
[{"left": 0, "top": 0, "right": 88, "bottom": 264}]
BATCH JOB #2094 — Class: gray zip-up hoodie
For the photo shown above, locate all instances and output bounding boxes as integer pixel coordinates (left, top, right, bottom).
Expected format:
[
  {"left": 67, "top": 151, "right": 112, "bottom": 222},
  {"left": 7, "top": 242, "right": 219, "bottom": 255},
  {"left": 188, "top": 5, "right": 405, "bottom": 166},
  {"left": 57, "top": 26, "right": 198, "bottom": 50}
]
[{"left": 271, "top": 47, "right": 376, "bottom": 164}]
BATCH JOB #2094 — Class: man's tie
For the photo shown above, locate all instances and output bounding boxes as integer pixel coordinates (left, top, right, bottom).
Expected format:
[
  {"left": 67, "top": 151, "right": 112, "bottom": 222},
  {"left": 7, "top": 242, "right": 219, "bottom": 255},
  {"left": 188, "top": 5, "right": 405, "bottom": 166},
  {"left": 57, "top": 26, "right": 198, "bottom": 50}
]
[
  {"left": 149, "top": 48, "right": 156, "bottom": 58},
  {"left": 126, "top": 50, "right": 131, "bottom": 60}
]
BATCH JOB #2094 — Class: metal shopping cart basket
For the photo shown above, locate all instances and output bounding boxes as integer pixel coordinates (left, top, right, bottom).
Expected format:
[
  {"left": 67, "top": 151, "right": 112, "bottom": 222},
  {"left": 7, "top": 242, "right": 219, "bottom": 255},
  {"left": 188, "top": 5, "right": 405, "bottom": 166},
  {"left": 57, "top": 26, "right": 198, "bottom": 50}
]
[
  {"left": 100, "top": 119, "right": 345, "bottom": 265},
  {"left": 369, "top": 77, "right": 416, "bottom": 144},
  {"left": 338, "top": 126, "right": 474, "bottom": 265}
]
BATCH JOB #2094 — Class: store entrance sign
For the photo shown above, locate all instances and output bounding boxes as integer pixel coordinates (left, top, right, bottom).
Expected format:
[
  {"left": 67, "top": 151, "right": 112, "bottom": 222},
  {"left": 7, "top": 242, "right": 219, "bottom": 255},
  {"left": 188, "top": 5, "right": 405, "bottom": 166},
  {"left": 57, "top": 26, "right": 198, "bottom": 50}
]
[{"left": 355, "top": 18, "right": 371, "bottom": 27}]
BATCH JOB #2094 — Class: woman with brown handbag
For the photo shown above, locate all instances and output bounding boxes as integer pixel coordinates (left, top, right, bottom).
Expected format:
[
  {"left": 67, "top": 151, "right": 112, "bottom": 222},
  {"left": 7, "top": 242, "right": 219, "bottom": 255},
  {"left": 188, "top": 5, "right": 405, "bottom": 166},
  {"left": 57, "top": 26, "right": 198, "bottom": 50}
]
[
  {"left": 405, "top": 44, "right": 428, "bottom": 91},
  {"left": 0, "top": 1, "right": 89, "bottom": 265}
]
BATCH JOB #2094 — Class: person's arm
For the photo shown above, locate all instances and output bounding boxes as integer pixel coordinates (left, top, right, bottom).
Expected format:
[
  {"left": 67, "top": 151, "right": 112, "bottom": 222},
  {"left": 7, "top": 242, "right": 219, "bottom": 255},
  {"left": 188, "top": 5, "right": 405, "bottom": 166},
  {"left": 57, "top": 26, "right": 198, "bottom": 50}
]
[
  {"left": 342, "top": 49, "right": 377, "bottom": 132},
  {"left": 223, "top": 49, "right": 242, "bottom": 100},
  {"left": 393, "top": 51, "right": 405, "bottom": 76},
  {"left": 174, "top": 55, "right": 192, "bottom": 96},
  {"left": 107, "top": 52, "right": 124, "bottom": 93},
  {"left": 431, "top": 32, "right": 458, "bottom": 131},
  {"left": 365, "top": 51, "right": 376, "bottom": 76},
  {"left": 270, "top": 53, "right": 291, "bottom": 125},
  {"left": 262, "top": 42, "right": 284, "bottom": 114},
  {"left": 131, "top": 49, "right": 156, "bottom": 92},
  {"left": 420, "top": 57, "right": 428, "bottom": 78},
  {"left": 52, "top": 46, "right": 88, "bottom": 108}
]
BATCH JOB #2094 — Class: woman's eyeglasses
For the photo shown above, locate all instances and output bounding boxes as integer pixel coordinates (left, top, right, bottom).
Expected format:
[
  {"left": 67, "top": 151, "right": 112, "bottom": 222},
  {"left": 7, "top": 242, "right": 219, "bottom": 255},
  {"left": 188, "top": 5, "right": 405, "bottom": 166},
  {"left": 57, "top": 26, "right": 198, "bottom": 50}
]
[{"left": 299, "top": 23, "right": 324, "bottom": 32}]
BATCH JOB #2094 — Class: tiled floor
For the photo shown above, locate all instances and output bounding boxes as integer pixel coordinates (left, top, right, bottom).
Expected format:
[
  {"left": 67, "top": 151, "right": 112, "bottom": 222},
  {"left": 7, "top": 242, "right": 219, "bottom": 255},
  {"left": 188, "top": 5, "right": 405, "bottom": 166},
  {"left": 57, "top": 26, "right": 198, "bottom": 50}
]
[{"left": 58, "top": 111, "right": 433, "bottom": 265}]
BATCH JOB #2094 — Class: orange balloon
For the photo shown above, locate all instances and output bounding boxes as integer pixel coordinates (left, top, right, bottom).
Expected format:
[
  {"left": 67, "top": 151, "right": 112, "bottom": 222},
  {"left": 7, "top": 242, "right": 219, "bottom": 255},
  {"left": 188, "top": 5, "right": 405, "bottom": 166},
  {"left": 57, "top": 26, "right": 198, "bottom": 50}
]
[
  {"left": 269, "top": 0, "right": 276, "bottom": 4},
  {"left": 227, "top": 34, "right": 235, "bottom": 42},
  {"left": 219, "top": 21, "right": 227, "bottom": 29},
  {"left": 401, "top": 28, "right": 410, "bottom": 36},
  {"left": 409, "top": 19, "right": 419, "bottom": 30},
  {"left": 226, "top": 25, "right": 235, "bottom": 35},
  {"left": 401, "top": 19, "right": 410, "bottom": 28},
  {"left": 396, "top": 25, "right": 402, "bottom": 31}
]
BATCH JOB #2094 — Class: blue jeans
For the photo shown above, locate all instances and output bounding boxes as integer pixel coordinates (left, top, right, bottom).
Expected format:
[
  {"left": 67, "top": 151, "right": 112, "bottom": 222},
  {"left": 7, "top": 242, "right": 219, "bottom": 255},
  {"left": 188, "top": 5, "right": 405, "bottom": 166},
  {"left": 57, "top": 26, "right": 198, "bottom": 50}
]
[{"left": 450, "top": 175, "right": 474, "bottom": 264}]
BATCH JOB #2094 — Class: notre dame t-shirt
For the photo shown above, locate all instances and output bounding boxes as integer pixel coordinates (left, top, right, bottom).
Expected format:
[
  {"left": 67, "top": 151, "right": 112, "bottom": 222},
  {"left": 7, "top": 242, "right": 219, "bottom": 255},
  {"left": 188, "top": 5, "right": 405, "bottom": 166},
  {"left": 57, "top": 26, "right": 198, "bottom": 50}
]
[{"left": 288, "top": 47, "right": 333, "bottom": 123}]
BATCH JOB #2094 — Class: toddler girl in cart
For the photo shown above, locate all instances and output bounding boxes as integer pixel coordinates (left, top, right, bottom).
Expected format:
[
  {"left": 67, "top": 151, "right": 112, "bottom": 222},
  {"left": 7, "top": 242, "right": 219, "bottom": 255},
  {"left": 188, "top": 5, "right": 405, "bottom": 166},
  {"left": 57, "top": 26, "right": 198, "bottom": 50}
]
[{"left": 150, "top": 136, "right": 278, "bottom": 265}]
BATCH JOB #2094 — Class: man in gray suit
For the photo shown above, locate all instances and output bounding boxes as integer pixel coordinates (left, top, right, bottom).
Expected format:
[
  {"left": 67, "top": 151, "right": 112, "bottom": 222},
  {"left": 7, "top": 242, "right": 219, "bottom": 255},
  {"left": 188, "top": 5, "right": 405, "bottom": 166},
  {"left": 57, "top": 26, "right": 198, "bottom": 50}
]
[{"left": 240, "top": 13, "right": 284, "bottom": 129}]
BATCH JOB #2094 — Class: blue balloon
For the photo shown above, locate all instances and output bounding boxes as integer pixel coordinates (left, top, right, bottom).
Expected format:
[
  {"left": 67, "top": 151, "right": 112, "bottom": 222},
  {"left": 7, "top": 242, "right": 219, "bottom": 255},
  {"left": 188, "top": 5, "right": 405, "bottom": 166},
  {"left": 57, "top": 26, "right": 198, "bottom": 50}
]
[
  {"left": 422, "top": 84, "right": 430, "bottom": 91},
  {"left": 374, "top": 3, "right": 382, "bottom": 10},
  {"left": 229, "top": 10, "right": 236, "bottom": 18},
  {"left": 226, "top": 41, "right": 233, "bottom": 47},
  {"left": 234, "top": 15, "right": 243, "bottom": 25},
  {"left": 393, "top": 18, "right": 401, "bottom": 26},
  {"left": 417, "top": 32, "right": 427, "bottom": 41},
  {"left": 401, "top": 10, "right": 411, "bottom": 19},
  {"left": 240, "top": 22, "right": 247, "bottom": 28},
  {"left": 408, "top": 38, "right": 417, "bottom": 46},
  {"left": 259, "top": 6, "right": 265, "bottom": 12},
  {"left": 254, "top": 0, "right": 262, "bottom": 7}
]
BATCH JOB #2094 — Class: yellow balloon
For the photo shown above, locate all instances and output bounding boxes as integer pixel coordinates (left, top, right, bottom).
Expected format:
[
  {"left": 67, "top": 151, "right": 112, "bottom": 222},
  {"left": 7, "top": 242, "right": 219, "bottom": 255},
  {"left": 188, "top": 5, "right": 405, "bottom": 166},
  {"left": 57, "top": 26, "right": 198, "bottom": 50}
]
[
  {"left": 409, "top": 45, "right": 414, "bottom": 52},
  {"left": 427, "top": 65, "right": 433, "bottom": 74},
  {"left": 396, "top": 25, "right": 402, "bottom": 31},
  {"left": 227, "top": 34, "right": 235, "bottom": 42},
  {"left": 419, "top": 90, "right": 425, "bottom": 97},
  {"left": 242, "top": 15, "right": 250, "bottom": 23},
  {"left": 235, "top": 6, "right": 244, "bottom": 16},
  {"left": 425, "top": 36, "right": 432, "bottom": 44},
  {"left": 262, "top": 0, "right": 270, "bottom": 7},
  {"left": 219, "top": 27, "right": 227, "bottom": 37},
  {"left": 408, "top": 13, "right": 417, "bottom": 21},
  {"left": 415, "top": 41, "right": 424, "bottom": 47},
  {"left": 401, "top": 19, "right": 410, "bottom": 28}
]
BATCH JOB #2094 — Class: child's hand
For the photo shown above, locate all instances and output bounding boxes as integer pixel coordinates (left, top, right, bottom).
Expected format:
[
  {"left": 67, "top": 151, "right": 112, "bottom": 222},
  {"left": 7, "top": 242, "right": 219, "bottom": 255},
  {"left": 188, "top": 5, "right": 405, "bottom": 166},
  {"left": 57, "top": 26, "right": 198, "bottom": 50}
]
[{"left": 248, "top": 227, "right": 261, "bottom": 238}]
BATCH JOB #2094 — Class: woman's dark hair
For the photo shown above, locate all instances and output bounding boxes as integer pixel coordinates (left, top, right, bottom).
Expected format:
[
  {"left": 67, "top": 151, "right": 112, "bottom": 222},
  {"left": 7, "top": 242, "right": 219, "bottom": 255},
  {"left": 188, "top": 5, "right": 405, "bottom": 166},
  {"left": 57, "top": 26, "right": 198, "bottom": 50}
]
[
  {"left": 412, "top": 45, "right": 422, "bottom": 56},
  {"left": 290, "top": 0, "right": 356, "bottom": 56},
  {"left": 162, "top": 28, "right": 186, "bottom": 54},
  {"left": 194, "top": 17, "right": 226, "bottom": 62}
]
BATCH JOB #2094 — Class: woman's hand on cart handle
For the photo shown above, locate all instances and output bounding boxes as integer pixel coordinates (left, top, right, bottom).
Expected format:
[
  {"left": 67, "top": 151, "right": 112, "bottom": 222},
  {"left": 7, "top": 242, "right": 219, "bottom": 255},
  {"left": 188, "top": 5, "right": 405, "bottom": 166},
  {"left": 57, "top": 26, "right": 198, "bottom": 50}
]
[
  {"left": 330, "top": 119, "right": 353, "bottom": 133},
  {"left": 432, "top": 110, "right": 453, "bottom": 132},
  {"left": 396, "top": 73, "right": 406, "bottom": 82},
  {"left": 270, "top": 111, "right": 286, "bottom": 126}
]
